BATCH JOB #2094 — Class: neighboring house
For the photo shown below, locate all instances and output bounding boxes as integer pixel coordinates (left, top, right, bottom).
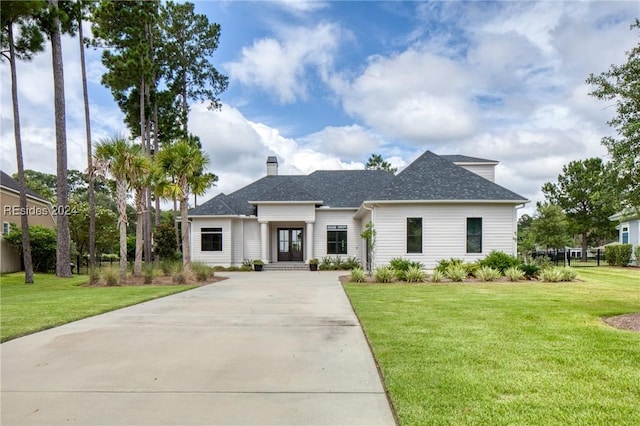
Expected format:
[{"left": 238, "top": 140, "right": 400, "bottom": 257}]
[
  {"left": 609, "top": 209, "right": 640, "bottom": 247},
  {"left": 0, "top": 171, "right": 56, "bottom": 273},
  {"left": 189, "top": 151, "right": 529, "bottom": 270}
]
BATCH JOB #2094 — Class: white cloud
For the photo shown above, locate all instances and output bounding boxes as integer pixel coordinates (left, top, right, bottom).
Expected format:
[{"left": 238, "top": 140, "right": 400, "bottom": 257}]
[
  {"left": 338, "top": 48, "right": 477, "bottom": 144},
  {"left": 298, "top": 124, "right": 383, "bottom": 161},
  {"left": 225, "top": 22, "right": 342, "bottom": 103}
]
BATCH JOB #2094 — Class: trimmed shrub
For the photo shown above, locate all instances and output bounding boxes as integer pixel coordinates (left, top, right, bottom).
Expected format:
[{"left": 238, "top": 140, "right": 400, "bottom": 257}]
[
  {"left": 635, "top": 245, "right": 640, "bottom": 263},
  {"left": 475, "top": 266, "right": 501, "bottom": 282},
  {"left": 350, "top": 267, "right": 366, "bottom": 283},
  {"left": 504, "top": 267, "right": 525, "bottom": 282},
  {"left": 445, "top": 264, "right": 468, "bottom": 282},
  {"left": 541, "top": 267, "right": 563, "bottom": 282},
  {"left": 430, "top": 270, "right": 444, "bottom": 283},
  {"left": 605, "top": 244, "right": 633, "bottom": 266},
  {"left": 405, "top": 265, "right": 426, "bottom": 283},
  {"left": 618, "top": 244, "right": 633, "bottom": 266},
  {"left": 373, "top": 266, "right": 394, "bottom": 283},
  {"left": 479, "top": 250, "right": 520, "bottom": 273}
]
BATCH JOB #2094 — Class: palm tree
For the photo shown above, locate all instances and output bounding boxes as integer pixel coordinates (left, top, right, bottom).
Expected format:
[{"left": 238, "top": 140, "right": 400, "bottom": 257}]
[
  {"left": 94, "top": 136, "right": 139, "bottom": 283},
  {"left": 1, "top": 1, "right": 46, "bottom": 284},
  {"left": 156, "top": 138, "right": 217, "bottom": 272},
  {"left": 128, "top": 151, "right": 151, "bottom": 277}
]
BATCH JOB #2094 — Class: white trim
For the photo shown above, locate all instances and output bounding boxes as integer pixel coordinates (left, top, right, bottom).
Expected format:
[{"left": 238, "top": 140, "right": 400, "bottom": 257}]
[{"left": 248, "top": 200, "right": 323, "bottom": 205}]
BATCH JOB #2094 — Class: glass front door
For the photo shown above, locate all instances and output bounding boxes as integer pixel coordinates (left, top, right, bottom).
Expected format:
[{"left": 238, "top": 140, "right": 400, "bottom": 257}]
[{"left": 278, "top": 228, "right": 303, "bottom": 261}]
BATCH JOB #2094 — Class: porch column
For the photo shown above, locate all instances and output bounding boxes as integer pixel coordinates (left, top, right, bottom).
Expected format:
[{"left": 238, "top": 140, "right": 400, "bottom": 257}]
[
  {"left": 306, "top": 221, "right": 314, "bottom": 262},
  {"left": 260, "top": 221, "right": 269, "bottom": 263}
]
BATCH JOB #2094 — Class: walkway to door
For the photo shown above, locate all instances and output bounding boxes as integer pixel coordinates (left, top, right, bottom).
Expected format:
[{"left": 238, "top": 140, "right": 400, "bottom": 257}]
[{"left": 1, "top": 271, "right": 395, "bottom": 426}]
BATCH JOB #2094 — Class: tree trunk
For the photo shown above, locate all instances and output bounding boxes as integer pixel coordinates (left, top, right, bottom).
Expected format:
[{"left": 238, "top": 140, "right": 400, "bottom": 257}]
[
  {"left": 50, "top": 0, "right": 72, "bottom": 277},
  {"left": 581, "top": 232, "right": 588, "bottom": 262},
  {"left": 153, "top": 101, "right": 161, "bottom": 227},
  {"left": 134, "top": 189, "right": 144, "bottom": 276},
  {"left": 180, "top": 182, "right": 190, "bottom": 273},
  {"left": 78, "top": 15, "right": 96, "bottom": 277},
  {"left": 8, "top": 23, "right": 34, "bottom": 284},
  {"left": 116, "top": 179, "right": 128, "bottom": 283}
]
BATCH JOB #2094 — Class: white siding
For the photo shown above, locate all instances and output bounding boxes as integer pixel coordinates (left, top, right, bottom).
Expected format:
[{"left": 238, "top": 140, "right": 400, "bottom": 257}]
[
  {"left": 258, "top": 204, "right": 315, "bottom": 222},
  {"left": 191, "top": 218, "right": 232, "bottom": 266},
  {"left": 373, "top": 203, "right": 517, "bottom": 269},
  {"left": 458, "top": 164, "right": 495, "bottom": 182},
  {"left": 243, "top": 220, "right": 261, "bottom": 262},
  {"left": 313, "top": 210, "right": 362, "bottom": 261}
]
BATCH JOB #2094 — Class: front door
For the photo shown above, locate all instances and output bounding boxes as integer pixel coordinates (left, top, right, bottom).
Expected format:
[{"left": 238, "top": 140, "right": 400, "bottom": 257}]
[{"left": 278, "top": 228, "right": 303, "bottom": 261}]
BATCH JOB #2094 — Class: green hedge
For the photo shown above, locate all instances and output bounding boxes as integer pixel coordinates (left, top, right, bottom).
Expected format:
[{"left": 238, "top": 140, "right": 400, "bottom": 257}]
[{"left": 605, "top": 244, "right": 633, "bottom": 266}]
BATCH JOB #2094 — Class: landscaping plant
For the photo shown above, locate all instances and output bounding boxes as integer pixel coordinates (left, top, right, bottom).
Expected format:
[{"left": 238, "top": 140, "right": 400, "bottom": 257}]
[
  {"left": 475, "top": 265, "right": 501, "bottom": 282},
  {"left": 404, "top": 265, "right": 426, "bottom": 283},
  {"left": 445, "top": 263, "right": 468, "bottom": 282},
  {"left": 430, "top": 270, "right": 444, "bottom": 283},
  {"left": 478, "top": 250, "right": 521, "bottom": 273},
  {"left": 373, "top": 266, "right": 394, "bottom": 283},
  {"left": 350, "top": 267, "right": 366, "bottom": 283},
  {"left": 504, "top": 266, "right": 525, "bottom": 281}
]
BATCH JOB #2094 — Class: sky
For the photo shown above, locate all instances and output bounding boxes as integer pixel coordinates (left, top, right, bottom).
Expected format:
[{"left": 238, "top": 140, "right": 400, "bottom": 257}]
[{"left": 1, "top": 0, "right": 639, "bottom": 216}]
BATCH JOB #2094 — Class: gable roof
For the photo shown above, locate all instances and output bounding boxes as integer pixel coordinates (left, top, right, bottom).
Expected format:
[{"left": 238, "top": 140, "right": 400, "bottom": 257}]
[
  {"left": 0, "top": 170, "right": 50, "bottom": 203},
  {"left": 374, "top": 151, "right": 526, "bottom": 202},
  {"left": 190, "top": 151, "right": 528, "bottom": 216}
]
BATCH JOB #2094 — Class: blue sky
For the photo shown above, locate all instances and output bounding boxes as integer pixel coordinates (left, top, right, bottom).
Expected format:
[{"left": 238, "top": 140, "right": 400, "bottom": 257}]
[{"left": 1, "top": 1, "right": 638, "bottom": 215}]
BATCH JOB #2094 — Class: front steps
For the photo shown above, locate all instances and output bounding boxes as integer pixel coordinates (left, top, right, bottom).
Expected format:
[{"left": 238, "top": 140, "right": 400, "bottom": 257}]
[{"left": 263, "top": 262, "right": 310, "bottom": 272}]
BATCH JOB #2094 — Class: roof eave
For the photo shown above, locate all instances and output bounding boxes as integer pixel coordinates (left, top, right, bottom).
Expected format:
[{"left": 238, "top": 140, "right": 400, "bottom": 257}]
[
  {"left": 248, "top": 200, "right": 324, "bottom": 205},
  {"left": 362, "top": 199, "right": 530, "bottom": 205}
]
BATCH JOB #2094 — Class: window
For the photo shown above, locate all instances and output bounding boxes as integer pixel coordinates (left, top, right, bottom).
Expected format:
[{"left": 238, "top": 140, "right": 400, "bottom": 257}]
[
  {"left": 406, "top": 218, "right": 422, "bottom": 253},
  {"left": 327, "top": 225, "right": 347, "bottom": 254},
  {"left": 467, "top": 218, "right": 482, "bottom": 253},
  {"left": 622, "top": 226, "right": 629, "bottom": 244},
  {"left": 201, "top": 227, "right": 222, "bottom": 251},
  {"left": 3, "top": 222, "right": 10, "bottom": 235}
]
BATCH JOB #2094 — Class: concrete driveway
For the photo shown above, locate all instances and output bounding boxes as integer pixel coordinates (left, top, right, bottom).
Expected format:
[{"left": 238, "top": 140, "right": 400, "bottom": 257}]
[{"left": 1, "top": 271, "right": 395, "bottom": 426}]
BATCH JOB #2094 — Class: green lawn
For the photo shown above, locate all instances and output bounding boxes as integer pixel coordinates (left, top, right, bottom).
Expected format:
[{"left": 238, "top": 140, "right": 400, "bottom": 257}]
[
  {"left": 344, "top": 267, "right": 640, "bottom": 425},
  {"left": 1, "top": 273, "right": 196, "bottom": 342}
]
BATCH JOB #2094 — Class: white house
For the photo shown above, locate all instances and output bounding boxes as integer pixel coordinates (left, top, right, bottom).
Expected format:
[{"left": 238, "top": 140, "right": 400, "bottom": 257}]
[
  {"left": 609, "top": 210, "right": 640, "bottom": 247},
  {"left": 189, "top": 151, "right": 529, "bottom": 269}
]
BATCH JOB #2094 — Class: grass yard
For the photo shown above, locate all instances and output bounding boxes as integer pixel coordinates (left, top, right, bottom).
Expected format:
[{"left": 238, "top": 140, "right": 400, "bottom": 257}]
[
  {"left": 344, "top": 267, "right": 640, "bottom": 425},
  {"left": 1, "top": 273, "right": 196, "bottom": 342}
]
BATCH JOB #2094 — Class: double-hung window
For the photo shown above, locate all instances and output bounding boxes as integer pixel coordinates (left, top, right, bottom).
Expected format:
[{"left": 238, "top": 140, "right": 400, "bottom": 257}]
[
  {"left": 622, "top": 226, "right": 629, "bottom": 244},
  {"left": 406, "top": 218, "right": 422, "bottom": 253},
  {"left": 327, "top": 225, "right": 348, "bottom": 254},
  {"left": 201, "top": 227, "right": 223, "bottom": 251},
  {"left": 466, "top": 218, "right": 482, "bottom": 253}
]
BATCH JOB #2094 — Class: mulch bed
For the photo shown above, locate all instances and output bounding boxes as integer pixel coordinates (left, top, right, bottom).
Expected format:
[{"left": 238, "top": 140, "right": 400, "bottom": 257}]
[
  {"left": 603, "top": 314, "right": 640, "bottom": 333},
  {"left": 84, "top": 275, "right": 227, "bottom": 287}
]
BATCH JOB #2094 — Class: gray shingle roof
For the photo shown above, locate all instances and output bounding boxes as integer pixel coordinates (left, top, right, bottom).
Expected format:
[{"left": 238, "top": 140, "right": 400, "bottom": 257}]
[
  {"left": 189, "top": 151, "right": 527, "bottom": 216},
  {"left": 0, "top": 170, "right": 49, "bottom": 202},
  {"left": 376, "top": 151, "right": 526, "bottom": 201}
]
